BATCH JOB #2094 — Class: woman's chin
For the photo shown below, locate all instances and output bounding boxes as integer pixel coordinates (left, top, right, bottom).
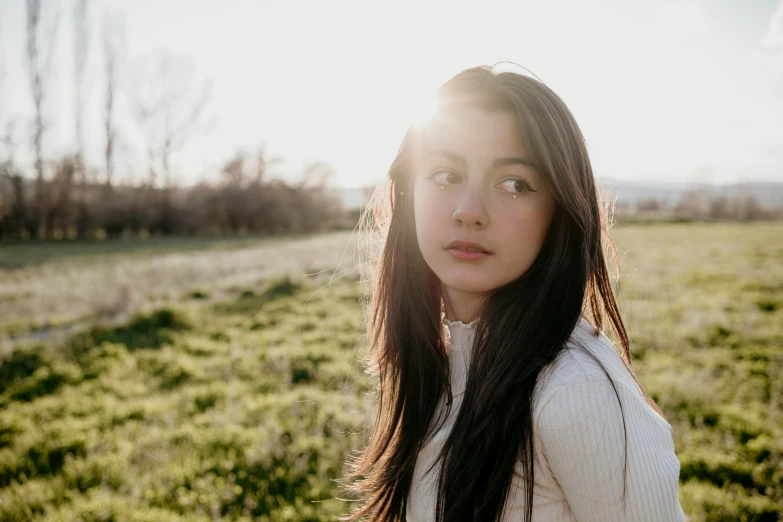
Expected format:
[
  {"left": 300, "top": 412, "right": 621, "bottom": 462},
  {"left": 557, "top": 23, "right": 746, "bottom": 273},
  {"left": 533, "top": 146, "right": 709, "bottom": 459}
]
[{"left": 437, "top": 273, "right": 497, "bottom": 296}]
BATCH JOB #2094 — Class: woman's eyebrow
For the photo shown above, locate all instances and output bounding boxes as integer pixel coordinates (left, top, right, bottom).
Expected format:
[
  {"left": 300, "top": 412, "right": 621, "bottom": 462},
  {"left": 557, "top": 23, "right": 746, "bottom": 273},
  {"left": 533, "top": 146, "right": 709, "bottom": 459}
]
[
  {"left": 426, "top": 148, "right": 535, "bottom": 169},
  {"left": 427, "top": 149, "right": 466, "bottom": 165},
  {"left": 492, "top": 156, "right": 536, "bottom": 169}
]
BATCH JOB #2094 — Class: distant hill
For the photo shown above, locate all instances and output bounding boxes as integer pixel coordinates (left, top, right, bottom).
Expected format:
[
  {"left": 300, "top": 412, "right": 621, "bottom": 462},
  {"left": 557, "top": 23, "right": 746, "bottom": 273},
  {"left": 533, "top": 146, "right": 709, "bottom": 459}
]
[
  {"left": 334, "top": 179, "right": 783, "bottom": 211},
  {"left": 597, "top": 178, "right": 783, "bottom": 210}
]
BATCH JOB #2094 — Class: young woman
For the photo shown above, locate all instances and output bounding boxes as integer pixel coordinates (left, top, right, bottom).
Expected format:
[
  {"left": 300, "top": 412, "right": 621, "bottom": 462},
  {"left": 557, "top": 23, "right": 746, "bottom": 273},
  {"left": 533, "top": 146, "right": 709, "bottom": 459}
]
[{"left": 340, "top": 65, "right": 685, "bottom": 521}]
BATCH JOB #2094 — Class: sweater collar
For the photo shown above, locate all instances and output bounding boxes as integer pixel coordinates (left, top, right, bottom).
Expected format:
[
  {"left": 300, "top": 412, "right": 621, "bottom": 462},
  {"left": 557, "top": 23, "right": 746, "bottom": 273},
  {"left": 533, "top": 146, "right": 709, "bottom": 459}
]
[
  {"left": 440, "top": 311, "right": 480, "bottom": 329},
  {"left": 440, "top": 311, "right": 478, "bottom": 355},
  {"left": 440, "top": 313, "right": 598, "bottom": 353}
]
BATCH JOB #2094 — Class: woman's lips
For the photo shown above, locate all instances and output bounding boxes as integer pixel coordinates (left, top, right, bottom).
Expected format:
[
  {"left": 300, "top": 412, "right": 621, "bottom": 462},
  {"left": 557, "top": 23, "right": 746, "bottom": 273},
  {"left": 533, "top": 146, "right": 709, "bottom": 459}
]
[{"left": 446, "top": 248, "right": 492, "bottom": 261}]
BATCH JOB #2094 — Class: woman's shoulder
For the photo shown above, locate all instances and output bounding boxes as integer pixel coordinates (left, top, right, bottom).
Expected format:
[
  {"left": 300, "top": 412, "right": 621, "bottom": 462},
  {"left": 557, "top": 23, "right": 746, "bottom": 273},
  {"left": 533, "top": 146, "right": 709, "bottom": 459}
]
[
  {"left": 536, "top": 317, "right": 629, "bottom": 388},
  {"left": 529, "top": 317, "right": 684, "bottom": 521},
  {"left": 532, "top": 316, "right": 671, "bottom": 432}
]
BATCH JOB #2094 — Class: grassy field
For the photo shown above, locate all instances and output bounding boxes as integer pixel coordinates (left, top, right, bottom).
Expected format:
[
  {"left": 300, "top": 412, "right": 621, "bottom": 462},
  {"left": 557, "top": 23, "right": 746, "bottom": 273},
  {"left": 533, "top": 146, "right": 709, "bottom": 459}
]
[
  {"left": 0, "top": 222, "right": 781, "bottom": 521},
  {"left": 0, "top": 231, "right": 360, "bottom": 340}
]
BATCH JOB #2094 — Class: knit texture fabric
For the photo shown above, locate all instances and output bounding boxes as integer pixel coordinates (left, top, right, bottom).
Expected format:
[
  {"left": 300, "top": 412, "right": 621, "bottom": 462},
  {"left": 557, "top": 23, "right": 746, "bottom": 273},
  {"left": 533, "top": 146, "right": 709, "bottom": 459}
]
[{"left": 406, "top": 315, "right": 685, "bottom": 521}]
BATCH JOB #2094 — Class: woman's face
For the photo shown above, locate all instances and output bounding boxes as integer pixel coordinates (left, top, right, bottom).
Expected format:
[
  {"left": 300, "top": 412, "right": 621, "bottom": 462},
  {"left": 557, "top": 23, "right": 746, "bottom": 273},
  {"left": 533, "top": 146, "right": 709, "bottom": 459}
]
[{"left": 413, "top": 105, "right": 557, "bottom": 310}]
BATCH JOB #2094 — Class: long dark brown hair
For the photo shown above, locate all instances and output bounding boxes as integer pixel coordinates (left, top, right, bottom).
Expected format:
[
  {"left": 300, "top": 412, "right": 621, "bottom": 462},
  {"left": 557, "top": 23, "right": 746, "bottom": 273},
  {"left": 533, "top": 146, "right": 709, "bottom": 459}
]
[{"left": 338, "top": 65, "right": 666, "bottom": 522}]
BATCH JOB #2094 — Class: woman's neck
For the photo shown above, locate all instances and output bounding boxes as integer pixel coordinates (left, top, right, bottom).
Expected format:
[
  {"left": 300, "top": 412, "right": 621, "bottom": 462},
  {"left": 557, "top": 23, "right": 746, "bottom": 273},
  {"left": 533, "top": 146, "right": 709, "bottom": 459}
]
[{"left": 441, "top": 284, "right": 484, "bottom": 324}]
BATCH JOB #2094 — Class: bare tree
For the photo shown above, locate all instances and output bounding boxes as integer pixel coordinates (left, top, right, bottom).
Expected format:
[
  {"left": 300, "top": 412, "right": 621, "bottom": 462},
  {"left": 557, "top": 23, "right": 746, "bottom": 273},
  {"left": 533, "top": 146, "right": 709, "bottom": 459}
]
[
  {"left": 127, "top": 52, "right": 213, "bottom": 234},
  {"left": 25, "top": 0, "right": 59, "bottom": 237},
  {"left": 0, "top": 26, "right": 7, "bottom": 181},
  {"left": 0, "top": 23, "right": 6, "bottom": 124},
  {"left": 0, "top": 121, "right": 28, "bottom": 239},
  {"left": 129, "top": 53, "right": 214, "bottom": 190},
  {"left": 298, "top": 161, "right": 336, "bottom": 189},
  {"left": 64, "top": 0, "right": 89, "bottom": 239},
  {"left": 73, "top": 0, "right": 88, "bottom": 168},
  {"left": 160, "top": 91, "right": 212, "bottom": 190},
  {"left": 0, "top": 34, "right": 17, "bottom": 235},
  {"left": 102, "top": 11, "right": 124, "bottom": 191}
]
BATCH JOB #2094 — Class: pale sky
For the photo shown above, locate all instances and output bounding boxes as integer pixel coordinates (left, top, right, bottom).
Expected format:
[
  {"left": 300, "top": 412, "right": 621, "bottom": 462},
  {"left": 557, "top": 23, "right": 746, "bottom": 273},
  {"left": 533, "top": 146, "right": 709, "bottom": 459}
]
[{"left": 0, "top": 0, "right": 781, "bottom": 188}]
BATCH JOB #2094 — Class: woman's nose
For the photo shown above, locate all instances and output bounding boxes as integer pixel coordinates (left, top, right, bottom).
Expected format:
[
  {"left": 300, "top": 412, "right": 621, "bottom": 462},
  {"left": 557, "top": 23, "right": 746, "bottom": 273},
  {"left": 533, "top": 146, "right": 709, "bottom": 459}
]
[{"left": 452, "top": 183, "right": 487, "bottom": 228}]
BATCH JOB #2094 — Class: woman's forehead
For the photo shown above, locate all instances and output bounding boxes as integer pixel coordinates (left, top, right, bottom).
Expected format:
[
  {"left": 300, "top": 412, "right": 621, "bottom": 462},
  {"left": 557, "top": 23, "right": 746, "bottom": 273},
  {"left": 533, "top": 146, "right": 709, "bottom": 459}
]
[{"left": 419, "top": 107, "right": 530, "bottom": 158}]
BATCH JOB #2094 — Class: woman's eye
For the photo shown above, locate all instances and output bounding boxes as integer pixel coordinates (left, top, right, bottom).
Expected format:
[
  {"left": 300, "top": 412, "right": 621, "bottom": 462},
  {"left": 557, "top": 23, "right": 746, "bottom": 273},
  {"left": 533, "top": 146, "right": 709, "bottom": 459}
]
[
  {"left": 498, "top": 178, "right": 535, "bottom": 194},
  {"left": 430, "top": 170, "right": 460, "bottom": 185}
]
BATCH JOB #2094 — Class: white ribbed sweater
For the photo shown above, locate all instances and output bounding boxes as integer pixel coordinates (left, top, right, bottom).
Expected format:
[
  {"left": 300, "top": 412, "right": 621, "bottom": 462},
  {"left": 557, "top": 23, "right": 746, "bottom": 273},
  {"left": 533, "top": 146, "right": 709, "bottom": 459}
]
[{"left": 406, "top": 315, "right": 685, "bottom": 521}]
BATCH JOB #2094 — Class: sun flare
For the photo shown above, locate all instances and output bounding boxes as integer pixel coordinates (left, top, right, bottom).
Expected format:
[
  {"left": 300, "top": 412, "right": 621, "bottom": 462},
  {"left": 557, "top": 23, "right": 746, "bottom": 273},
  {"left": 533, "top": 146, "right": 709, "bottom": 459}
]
[{"left": 408, "top": 91, "right": 441, "bottom": 128}]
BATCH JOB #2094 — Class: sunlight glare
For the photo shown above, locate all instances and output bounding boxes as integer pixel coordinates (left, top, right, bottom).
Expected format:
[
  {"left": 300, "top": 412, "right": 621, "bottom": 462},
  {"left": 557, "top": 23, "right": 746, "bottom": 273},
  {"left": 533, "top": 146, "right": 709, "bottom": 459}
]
[{"left": 408, "top": 90, "right": 441, "bottom": 129}]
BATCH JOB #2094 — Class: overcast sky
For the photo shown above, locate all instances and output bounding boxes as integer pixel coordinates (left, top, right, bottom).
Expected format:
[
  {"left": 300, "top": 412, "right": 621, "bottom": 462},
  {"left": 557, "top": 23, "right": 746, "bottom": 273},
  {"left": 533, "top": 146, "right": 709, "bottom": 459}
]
[{"left": 0, "top": 0, "right": 781, "bottom": 188}]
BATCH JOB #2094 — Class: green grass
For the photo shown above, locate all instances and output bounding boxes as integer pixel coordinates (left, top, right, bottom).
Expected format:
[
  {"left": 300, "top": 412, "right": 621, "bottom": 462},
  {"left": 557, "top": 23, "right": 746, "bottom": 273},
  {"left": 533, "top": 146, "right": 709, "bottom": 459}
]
[
  {"left": 0, "top": 222, "right": 781, "bottom": 520},
  {"left": 611, "top": 222, "right": 783, "bottom": 521},
  {"left": 0, "top": 275, "right": 371, "bottom": 521}
]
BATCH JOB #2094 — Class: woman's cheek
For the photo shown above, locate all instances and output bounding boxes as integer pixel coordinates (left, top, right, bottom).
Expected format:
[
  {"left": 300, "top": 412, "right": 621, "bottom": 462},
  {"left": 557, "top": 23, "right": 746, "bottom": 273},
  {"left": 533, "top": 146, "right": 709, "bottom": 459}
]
[{"left": 415, "top": 183, "right": 447, "bottom": 227}]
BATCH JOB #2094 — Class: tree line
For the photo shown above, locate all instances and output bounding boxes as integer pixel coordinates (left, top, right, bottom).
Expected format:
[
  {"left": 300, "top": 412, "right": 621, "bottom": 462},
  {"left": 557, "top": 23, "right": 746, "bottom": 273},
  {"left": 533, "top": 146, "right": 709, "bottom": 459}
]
[
  {"left": 0, "top": 0, "right": 345, "bottom": 241},
  {"left": 0, "top": 150, "right": 347, "bottom": 239}
]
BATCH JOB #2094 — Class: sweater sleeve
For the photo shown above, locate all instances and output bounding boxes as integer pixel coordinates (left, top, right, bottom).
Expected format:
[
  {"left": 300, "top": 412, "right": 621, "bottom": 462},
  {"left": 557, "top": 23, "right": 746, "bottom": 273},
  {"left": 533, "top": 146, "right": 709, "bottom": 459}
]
[{"left": 535, "top": 371, "right": 685, "bottom": 522}]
